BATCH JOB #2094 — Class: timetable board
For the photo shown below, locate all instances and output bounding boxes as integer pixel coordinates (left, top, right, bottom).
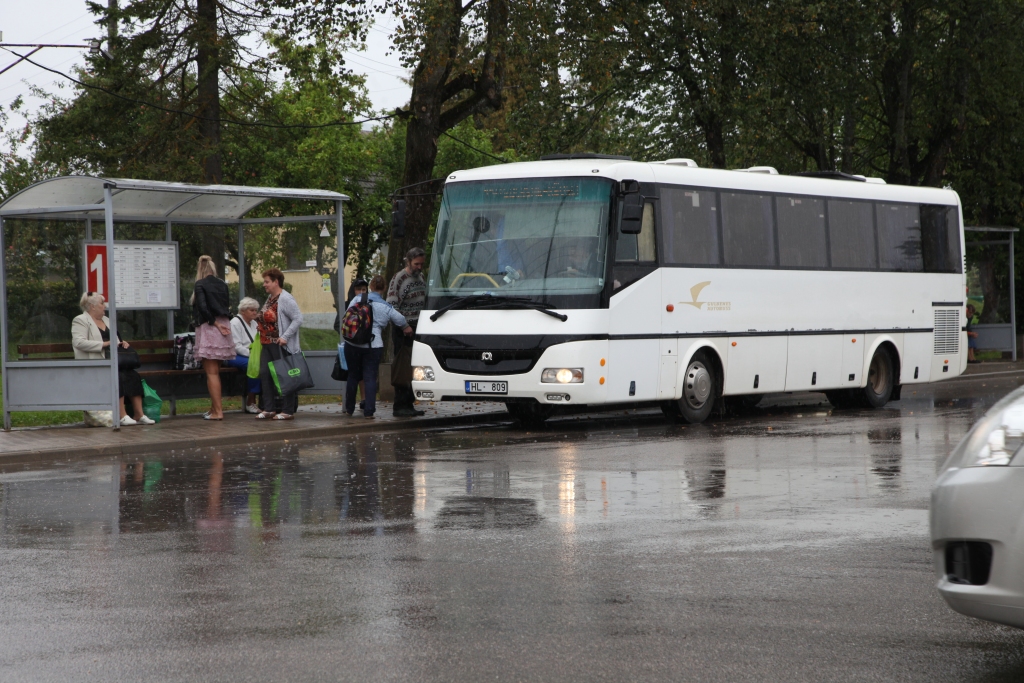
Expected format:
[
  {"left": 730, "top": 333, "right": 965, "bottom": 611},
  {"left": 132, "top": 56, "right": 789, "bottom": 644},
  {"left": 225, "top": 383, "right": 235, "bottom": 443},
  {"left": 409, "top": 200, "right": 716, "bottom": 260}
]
[{"left": 82, "top": 241, "right": 180, "bottom": 310}]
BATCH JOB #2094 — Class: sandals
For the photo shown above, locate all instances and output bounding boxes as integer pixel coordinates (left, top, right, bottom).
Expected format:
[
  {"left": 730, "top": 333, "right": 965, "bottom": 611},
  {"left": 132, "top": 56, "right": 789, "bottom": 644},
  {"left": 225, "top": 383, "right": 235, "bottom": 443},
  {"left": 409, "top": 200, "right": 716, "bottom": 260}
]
[
  {"left": 203, "top": 414, "right": 223, "bottom": 421},
  {"left": 256, "top": 412, "right": 276, "bottom": 419},
  {"left": 273, "top": 413, "right": 294, "bottom": 420}
]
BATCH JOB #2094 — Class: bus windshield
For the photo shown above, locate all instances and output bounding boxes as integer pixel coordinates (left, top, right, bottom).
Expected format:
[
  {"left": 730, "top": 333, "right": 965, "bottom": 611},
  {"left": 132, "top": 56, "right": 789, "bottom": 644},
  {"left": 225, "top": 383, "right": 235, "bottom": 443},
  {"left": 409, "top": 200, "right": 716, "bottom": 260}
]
[{"left": 426, "top": 177, "right": 613, "bottom": 306}]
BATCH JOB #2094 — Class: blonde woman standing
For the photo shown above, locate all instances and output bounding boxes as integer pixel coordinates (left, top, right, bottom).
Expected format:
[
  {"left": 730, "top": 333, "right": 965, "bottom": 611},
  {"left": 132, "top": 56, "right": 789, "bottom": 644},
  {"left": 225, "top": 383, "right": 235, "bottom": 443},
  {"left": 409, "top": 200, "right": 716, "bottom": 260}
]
[
  {"left": 191, "top": 255, "right": 234, "bottom": 420},
  {"left": 71, "top": 291, "right": 153, "bottom": 426}
]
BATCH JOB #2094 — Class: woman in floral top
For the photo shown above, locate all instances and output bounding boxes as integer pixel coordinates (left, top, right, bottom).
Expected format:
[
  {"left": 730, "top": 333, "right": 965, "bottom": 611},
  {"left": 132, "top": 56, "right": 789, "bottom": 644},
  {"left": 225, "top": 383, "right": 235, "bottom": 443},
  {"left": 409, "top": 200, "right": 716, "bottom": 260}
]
[{"left": 255, "top": 267, "right": 303, "bottom": 419}]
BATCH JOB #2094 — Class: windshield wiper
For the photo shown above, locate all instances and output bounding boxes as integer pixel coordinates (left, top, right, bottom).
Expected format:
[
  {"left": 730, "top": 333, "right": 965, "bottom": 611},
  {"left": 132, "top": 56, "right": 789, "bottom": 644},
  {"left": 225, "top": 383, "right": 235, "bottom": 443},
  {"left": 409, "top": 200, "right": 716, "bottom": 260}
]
[
  {"left": 429, "top": 294, "right": 499, "bottom": 321},
  {"left": 430, "top": 295, "right": 568, "bottom": 322}
]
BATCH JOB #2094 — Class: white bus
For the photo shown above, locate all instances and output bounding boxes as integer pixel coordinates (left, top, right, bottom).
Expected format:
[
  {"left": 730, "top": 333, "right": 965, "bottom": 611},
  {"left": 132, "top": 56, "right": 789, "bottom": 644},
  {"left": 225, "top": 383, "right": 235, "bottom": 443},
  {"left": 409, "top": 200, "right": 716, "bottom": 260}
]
[{"left": 409, "top": 155, "right": 966, "bottom": 424}]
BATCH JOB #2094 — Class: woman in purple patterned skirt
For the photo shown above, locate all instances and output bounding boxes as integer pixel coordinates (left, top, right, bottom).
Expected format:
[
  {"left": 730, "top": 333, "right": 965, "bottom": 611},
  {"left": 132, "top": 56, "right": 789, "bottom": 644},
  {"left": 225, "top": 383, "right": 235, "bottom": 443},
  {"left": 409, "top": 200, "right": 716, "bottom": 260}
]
[{"left": 191, "top": 255, "right": 235, "bottom": 420}]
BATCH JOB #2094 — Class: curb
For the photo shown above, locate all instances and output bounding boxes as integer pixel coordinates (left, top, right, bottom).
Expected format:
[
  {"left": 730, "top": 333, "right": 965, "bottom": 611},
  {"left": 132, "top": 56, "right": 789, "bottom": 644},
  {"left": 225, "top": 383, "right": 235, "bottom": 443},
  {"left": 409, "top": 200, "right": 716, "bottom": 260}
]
[{"left": 0, "top": 409, "right": 511, "bottom": 466}]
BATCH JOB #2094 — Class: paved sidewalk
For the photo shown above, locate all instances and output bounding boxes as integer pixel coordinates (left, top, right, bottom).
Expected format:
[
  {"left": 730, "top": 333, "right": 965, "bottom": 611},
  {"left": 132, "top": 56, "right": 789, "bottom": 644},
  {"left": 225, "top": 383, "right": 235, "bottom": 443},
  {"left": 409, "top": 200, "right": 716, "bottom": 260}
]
[{"left": 0, "top": 400, "right": 509, "bottom": 463}]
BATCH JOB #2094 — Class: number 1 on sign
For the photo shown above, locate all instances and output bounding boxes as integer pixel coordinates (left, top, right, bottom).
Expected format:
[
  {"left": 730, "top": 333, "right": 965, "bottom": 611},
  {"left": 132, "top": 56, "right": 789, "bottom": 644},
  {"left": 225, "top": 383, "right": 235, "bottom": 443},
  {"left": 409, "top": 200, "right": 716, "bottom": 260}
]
[{"left": 90, "top": 253, "right": 104, "bottom": 297}]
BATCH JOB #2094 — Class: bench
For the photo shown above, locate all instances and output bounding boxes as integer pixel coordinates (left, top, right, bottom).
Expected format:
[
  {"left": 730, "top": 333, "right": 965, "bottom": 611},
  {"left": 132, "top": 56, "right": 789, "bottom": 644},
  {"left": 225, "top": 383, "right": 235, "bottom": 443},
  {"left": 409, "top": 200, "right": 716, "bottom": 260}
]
[{"left": 16, "top": 339, "right": 249, "bottom": 414}]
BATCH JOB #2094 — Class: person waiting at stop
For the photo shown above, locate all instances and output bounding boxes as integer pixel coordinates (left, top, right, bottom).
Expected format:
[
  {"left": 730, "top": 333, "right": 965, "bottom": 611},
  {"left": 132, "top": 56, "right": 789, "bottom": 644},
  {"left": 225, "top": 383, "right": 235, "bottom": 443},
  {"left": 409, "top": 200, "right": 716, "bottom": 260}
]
[
  {"left": 343, "top": 275, "right": 412, "bottom": 418},
  {"left": 72, "top": 291, "right": 153, "bottom": 426}
]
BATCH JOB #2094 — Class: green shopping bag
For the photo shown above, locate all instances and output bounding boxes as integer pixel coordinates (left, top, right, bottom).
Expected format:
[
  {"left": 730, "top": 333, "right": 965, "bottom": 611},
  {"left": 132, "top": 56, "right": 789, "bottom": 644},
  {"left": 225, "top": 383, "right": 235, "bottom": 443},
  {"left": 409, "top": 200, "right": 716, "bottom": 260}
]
[
  {"left": 247, "top": 338, "right": 261, "bottom": 379},
  {"left": 141, "top": 380, "right": 162, "bottom": 423},
  {"left": 268, "top": 351, "right": 315, "bottom": 395}
]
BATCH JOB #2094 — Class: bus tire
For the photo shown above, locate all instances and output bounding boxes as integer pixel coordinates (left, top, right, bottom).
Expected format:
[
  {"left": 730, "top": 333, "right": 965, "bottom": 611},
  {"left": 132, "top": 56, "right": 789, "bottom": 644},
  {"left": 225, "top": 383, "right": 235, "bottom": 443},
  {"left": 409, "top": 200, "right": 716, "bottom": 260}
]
[
  {"left": 862, "top": 347, "right": 895, "bottom": 408},
  {"left": 673, "top": 351, "right": 718, "bottom": 424},
  {"left": 825, "top": 389, "right": 858, "bottom": 410},
  {"left": 506, "top": 402, "right": 553, "bottom": 427},
  {"left": 726, "top": 394, "right": 763, "bottom": 412}
]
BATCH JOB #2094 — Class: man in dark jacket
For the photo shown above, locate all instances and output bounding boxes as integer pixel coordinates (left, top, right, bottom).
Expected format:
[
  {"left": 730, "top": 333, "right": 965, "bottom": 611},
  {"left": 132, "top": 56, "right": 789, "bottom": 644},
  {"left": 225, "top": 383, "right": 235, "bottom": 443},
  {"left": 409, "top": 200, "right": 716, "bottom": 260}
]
[{"left": 387, "top": 247, "right": 427, "bottom": 417}]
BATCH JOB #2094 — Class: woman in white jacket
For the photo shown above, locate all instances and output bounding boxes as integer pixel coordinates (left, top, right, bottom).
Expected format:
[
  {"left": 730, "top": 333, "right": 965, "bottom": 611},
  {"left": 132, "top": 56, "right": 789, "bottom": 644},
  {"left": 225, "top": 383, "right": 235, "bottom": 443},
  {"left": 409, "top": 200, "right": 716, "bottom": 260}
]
[
  {"left": 222, "top": 297, "right": 262, "bottom": 413},
  {"left": 71, "top": 291, "right": 153, "bottom": 426}
]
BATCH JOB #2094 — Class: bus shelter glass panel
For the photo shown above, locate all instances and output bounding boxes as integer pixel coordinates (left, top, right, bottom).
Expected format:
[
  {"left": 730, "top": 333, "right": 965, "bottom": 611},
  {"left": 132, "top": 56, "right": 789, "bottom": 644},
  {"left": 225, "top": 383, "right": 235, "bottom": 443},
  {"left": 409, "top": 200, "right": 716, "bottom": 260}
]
[
  {"left": 429, "top": 177, "right": 613, "bottom": 299},
  {"left": 3, "top": 218, "right": 88, "bottom": 361}
]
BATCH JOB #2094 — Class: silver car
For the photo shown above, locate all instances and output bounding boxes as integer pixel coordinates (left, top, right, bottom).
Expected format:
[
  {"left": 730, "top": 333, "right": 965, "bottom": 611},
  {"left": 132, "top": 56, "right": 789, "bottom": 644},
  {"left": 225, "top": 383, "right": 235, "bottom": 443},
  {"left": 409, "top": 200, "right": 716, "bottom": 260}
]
[{"left": 931, "top": 385, "right": 1024, "bottom": 628}]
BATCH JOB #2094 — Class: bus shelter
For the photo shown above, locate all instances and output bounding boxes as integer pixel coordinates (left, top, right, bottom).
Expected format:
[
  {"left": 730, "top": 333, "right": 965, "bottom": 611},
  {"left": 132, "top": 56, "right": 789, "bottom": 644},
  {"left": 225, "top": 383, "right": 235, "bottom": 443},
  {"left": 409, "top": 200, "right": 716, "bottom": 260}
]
[
  {"left": 965, "top": 226, "right": 1018, "bottom": 361},
  {"left": 0, "top": 176, "right": 347, "bottom": 430}
]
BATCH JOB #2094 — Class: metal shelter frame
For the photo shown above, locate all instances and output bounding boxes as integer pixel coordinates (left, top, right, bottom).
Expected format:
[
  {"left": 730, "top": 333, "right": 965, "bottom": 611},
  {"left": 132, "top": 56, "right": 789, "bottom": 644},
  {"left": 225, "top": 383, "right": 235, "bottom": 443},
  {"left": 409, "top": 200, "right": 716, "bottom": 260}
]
[
  {"left": 965, "top": 226, "right": 1018, "bottom": 361},
  {"left": 0, "top": 176, "right": 348, "bottom": 430}
]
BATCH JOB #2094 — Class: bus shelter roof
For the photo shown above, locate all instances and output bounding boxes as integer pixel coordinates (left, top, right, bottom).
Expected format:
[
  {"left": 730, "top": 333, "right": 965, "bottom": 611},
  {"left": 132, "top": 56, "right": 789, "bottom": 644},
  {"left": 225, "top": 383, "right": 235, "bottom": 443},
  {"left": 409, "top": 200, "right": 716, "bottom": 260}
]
[{"left": 0, "top": 176, "right": 348, "bottom": 223}]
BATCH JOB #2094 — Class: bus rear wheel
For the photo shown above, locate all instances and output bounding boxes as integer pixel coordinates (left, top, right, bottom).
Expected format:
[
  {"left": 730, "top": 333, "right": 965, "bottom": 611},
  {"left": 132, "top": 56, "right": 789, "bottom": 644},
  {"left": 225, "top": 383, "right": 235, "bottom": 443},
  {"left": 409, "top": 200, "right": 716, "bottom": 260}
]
[
  {"left": 862, "top": 347, "right": 894, "bottom": 408},
  {"left": 506, "top": 402, "right": 553, "bottom": 427},
  {"left": 666, "top": 351, "right": 718, "bottom": 424}
]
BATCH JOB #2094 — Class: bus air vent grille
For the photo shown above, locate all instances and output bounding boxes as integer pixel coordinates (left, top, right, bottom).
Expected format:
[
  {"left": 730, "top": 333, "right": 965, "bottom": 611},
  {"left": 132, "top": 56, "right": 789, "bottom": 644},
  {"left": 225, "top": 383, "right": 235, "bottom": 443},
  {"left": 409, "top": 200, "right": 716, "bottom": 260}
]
[{"left": 933, "top": 310, "right": 960, "bottom": 355}]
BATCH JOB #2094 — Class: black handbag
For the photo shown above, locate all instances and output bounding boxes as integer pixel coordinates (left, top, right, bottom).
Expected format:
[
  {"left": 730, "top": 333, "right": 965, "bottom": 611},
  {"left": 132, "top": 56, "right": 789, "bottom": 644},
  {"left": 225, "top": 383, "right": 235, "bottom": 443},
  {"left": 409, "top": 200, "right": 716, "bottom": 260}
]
[
  {"left": 117, "top": 347, "right": 141, "bottom": 370},
  {"left": 331, "top": 353, "right": 348, "bottom": 382}
]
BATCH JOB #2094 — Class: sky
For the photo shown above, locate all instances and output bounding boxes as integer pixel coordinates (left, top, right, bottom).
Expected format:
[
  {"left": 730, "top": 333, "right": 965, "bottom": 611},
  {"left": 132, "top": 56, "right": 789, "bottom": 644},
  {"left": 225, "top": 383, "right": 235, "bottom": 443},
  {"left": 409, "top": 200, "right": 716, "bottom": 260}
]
[{"left": 0, "top": 0, "right": 412, "bottom": 150}]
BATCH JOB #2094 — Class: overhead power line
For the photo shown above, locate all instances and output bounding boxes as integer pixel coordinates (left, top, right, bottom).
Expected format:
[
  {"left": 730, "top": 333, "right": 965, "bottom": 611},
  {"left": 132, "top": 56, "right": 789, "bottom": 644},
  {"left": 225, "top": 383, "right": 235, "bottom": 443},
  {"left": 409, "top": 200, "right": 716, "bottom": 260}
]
[
  {"left": 441, "top": 130, "right": 509, "bottom": 164},
  {"left": 0, "top": 47, "right": 395, "bottom": 130}
]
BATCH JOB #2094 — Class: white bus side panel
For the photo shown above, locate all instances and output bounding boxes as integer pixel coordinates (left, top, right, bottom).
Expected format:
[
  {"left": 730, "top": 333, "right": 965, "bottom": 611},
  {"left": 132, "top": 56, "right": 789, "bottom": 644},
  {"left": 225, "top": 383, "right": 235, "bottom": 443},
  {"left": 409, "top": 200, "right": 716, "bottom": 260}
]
[
  {"left": 608, "top": 340, "right": 660, "bottom": 401},
  {"left": 902, "top": 332, "right": 933, "bottom": 383},
  {"left": 608, "top": 270, "right": 663, "bottom": 401},
  {"left": 726, "top": 336, "right": 788, "bottom": 394},
  {"left": 786, "top": 335, "right": 843, "bottom": 391}
]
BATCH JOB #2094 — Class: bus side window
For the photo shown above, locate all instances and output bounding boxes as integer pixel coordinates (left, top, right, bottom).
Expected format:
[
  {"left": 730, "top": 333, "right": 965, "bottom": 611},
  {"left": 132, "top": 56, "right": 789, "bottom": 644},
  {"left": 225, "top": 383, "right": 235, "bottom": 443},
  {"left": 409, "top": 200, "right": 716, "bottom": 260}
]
[
  {"left": 721, "top": 192, "right": 776, "bottom": 267},
  {"left": 660, "top": 188, "right": 719, "bottom": 265},
  {"left": 829, "top": 199, "right": 877, "bottom": 269},
  {"left": 777, "top": 196, "right": 827, "bottom": 268},
  {"left": 638, "top": 203, "right": 657, "bottom": 262},
  {"left": 617, "top": 202, "right": 656, "bottom": 262},
  {"left": 877, "top": 203, "right": 923, "bottom": 272},
  {"left": 920, "top": 205, "right": 962, "bottom": 273}
]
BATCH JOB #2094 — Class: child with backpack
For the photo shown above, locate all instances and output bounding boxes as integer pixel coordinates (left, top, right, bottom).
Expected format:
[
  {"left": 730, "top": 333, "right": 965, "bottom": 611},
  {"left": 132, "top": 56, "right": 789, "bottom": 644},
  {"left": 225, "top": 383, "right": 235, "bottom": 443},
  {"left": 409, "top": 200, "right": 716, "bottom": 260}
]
[{"left": 341, "top": 274, "right": 413, "bottom": 418}]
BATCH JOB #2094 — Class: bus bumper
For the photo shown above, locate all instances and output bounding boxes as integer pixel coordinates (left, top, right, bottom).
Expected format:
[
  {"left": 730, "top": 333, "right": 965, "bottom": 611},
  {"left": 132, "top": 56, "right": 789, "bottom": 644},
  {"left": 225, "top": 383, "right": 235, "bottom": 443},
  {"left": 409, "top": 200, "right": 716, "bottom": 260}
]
[{"left": 410, "top": 339, "right": 610, "bottom": 405}]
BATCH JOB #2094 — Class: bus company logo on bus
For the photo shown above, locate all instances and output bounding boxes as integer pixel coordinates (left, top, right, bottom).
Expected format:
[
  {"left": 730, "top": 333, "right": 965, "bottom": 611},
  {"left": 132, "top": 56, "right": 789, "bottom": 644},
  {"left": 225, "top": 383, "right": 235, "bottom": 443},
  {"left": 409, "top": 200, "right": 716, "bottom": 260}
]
[
  {"left": 481, "top": 352, "right": 494, "bottom": 361},
  {"left": 680, "top": 281, "right": 731, "bottom": 311}
]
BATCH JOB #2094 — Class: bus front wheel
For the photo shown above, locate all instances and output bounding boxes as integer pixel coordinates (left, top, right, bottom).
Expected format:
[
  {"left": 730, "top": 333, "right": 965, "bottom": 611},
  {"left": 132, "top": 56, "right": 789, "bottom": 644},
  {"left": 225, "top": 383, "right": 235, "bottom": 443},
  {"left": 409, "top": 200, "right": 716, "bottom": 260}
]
[{"left": 666, "top": 352, "right": 718, "bottom": 424}]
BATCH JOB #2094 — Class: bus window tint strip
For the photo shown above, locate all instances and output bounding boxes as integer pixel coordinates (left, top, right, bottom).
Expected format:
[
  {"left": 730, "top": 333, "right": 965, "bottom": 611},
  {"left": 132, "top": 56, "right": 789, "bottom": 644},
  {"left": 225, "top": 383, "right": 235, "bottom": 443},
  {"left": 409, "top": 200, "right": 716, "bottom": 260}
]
[{"left": 659, "top": 185, "right": 960, "bottom": 274}]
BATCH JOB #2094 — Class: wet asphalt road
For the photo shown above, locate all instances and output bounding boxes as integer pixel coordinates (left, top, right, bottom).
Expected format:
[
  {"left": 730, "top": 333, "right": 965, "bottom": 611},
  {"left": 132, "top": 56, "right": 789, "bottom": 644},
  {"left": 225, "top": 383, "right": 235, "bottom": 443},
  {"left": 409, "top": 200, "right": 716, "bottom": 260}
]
[{"left": 3, "top": 373, "right": 1024, "bottom": 682}]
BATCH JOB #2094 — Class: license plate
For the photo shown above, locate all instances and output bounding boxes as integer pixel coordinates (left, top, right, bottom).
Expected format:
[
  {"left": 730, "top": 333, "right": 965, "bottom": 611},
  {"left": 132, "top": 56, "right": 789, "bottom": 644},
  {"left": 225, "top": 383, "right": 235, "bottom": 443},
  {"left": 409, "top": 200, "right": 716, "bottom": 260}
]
[{"left": 465, "top": 380, "right": 508, "bottom": 395}]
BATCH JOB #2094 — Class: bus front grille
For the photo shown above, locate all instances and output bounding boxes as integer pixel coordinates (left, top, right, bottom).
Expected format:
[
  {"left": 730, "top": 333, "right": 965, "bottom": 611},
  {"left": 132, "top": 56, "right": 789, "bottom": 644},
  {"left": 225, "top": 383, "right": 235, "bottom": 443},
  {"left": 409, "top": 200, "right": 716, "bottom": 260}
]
[{"left": 934, "top": 309, "right": 960, "bottom": 355}]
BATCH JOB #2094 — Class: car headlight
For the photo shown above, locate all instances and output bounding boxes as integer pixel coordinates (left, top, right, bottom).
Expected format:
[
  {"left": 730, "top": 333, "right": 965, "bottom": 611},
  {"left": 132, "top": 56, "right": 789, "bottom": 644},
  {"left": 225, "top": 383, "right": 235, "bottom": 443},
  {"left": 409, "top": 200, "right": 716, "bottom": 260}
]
[
  {"left": 541, "top": 368, "right": 583, "bottom": 383},
  {"left": 941, "top": 386, "right": 1024, "bottom": 471},
  {"left": 412, "top": 366, "right": 435, "bottom": 382}
]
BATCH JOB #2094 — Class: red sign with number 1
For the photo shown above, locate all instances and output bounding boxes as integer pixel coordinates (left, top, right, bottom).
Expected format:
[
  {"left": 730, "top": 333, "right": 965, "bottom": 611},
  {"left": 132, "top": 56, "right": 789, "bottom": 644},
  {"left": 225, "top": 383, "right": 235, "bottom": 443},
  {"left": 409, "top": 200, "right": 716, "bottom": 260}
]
[{"left": 85, "top": 244, "right": 108, "bottom": 301}]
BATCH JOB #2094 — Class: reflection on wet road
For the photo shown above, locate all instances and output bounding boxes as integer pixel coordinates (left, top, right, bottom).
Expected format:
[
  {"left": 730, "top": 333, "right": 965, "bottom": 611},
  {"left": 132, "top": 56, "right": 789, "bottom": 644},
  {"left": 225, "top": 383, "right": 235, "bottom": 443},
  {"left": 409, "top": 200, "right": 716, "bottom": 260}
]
[{"left": 3, "top": 378, "right": 1024, "bottom": 682}]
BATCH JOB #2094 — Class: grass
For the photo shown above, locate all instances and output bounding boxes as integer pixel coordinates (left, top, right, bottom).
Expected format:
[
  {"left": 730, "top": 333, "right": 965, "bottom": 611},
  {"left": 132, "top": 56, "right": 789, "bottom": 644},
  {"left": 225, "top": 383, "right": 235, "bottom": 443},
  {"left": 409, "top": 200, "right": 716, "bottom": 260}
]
[
  {"left": 300, "top": 327, "right": 341, "bottom": 351},
  {"left": 0, "top": 376, "right": 344, "bottom": 429}
]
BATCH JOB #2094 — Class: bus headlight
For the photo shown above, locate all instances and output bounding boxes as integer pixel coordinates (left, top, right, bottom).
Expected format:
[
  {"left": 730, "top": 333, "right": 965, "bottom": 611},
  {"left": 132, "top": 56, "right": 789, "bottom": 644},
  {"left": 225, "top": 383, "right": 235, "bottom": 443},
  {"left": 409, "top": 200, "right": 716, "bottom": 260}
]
[
  {"left": 541, "top": 368, "right": 583, "bottom": 384},
  {"left": 412, "top": 366, "right": 435, "bottom": 382}
]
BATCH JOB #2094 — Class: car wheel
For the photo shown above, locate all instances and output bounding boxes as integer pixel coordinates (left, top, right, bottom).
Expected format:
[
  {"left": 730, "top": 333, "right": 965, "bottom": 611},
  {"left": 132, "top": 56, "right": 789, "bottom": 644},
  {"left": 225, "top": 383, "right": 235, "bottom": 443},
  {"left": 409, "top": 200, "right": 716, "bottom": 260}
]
[{"left": 673, "top": 351, "right": 717, "bottom": 424}]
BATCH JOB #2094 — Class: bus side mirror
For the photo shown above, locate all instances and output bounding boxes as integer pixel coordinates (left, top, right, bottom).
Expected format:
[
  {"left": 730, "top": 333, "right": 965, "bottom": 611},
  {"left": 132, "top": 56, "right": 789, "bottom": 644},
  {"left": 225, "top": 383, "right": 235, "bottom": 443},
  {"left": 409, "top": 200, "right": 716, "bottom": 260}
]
[
  {"left": 392, "top": 199, "right": 406, "bottom": 238},
  {"left": 620, "top": 195, "right": 643, "bottom": 234}
]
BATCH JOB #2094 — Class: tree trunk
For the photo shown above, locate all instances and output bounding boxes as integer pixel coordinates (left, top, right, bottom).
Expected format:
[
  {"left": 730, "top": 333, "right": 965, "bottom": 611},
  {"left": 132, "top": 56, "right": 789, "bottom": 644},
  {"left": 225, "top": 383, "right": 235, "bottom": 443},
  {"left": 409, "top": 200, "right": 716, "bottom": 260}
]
[
  {"left": 383, "top": 0, "right": 509, "bottom": 285},
  {"left": 196, "top": 0, "right": 225, "bottom": 277}
]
